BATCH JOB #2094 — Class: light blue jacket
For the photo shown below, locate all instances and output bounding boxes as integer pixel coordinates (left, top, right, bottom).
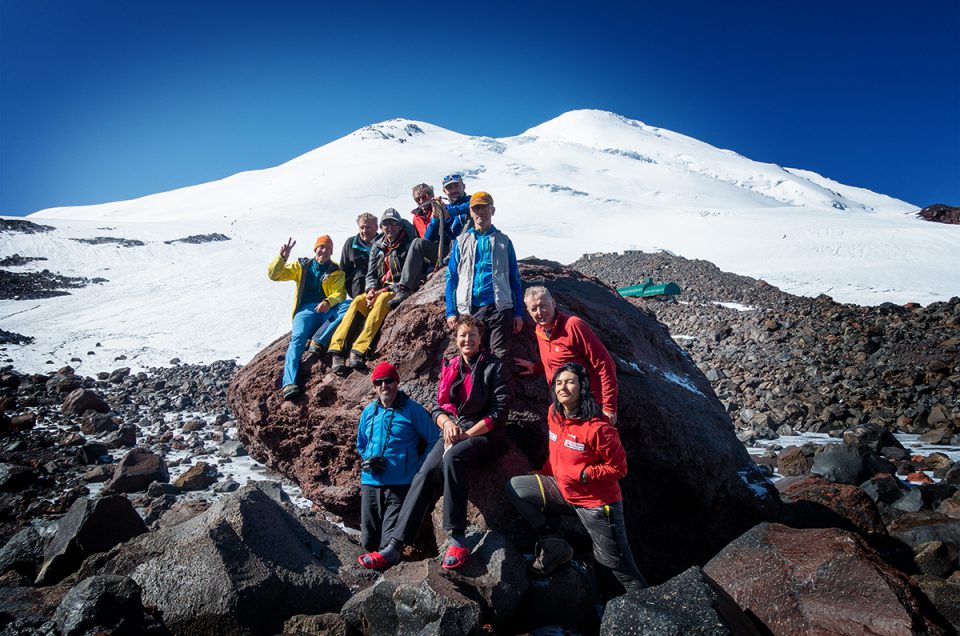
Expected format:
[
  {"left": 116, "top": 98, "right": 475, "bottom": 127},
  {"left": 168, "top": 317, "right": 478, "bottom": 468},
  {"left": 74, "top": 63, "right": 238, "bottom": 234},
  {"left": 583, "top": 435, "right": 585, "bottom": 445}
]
[{"left": 356, "top": 392, "right": 440, "bottom": 486}]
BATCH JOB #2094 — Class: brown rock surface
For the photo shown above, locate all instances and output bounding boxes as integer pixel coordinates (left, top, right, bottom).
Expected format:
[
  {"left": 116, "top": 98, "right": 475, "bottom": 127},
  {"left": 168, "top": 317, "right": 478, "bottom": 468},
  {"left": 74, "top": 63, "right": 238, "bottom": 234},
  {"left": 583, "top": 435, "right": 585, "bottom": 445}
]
[
  {"left": 777, "top": 474, "right": 887, "bottom": 537},
  {"left": 704, "top": 522, "right": 948, "bottom": 635},
  {"left": 229, "top": 260, "right": 779, "bottom": 582}
]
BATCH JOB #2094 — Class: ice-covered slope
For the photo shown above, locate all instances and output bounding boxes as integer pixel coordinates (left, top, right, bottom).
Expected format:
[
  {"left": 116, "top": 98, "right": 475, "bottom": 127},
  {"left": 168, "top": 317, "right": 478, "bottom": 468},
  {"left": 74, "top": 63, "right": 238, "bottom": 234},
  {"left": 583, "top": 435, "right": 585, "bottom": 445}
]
[{"left": 4, "top": 109, "right": 957, "bottom": 374}]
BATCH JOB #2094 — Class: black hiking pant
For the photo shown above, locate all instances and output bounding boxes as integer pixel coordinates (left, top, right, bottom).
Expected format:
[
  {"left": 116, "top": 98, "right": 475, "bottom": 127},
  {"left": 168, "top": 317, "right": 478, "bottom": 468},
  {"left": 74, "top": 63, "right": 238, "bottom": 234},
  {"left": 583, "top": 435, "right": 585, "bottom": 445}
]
[
  {"left": 400, "top": 239, "right": 448, "bottom": 292},
  {"left": 506, "top": 474, "right": 647, "bottom": 593},
  {"left": 471, "top": 304, "right": 515, "bottom": 359},
  {"left": 360, "top": 483, "right": 410, "bottom": 552},
  {"left": 390, "top": 433, "right": 500, "bottom": 545}
]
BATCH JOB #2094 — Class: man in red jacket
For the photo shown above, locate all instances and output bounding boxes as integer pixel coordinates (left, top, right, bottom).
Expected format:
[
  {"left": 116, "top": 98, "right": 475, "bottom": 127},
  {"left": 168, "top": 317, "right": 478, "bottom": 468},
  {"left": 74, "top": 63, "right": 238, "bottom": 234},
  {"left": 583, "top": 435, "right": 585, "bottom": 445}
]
[{"left": 514, "top": 286, "right": 619, "bottom": 424}]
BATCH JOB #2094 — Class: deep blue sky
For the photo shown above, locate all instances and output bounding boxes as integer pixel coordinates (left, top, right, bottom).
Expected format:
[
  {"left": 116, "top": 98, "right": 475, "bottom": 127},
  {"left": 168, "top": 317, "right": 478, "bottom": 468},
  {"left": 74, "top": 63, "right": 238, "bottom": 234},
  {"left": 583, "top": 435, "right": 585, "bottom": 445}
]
[{"left": 1, "top": 0, "right": 957, "bottom": 216}]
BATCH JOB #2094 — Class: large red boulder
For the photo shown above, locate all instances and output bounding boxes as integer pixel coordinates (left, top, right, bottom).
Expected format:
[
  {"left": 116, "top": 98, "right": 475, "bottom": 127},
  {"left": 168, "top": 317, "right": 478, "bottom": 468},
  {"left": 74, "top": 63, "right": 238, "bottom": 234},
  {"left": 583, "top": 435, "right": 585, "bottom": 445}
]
[
  {"left": 704, "top": 522, "right": 949, "bottom": 635},
  {"left": 229, "top": 260, "right": 779, "bottom": 582}
]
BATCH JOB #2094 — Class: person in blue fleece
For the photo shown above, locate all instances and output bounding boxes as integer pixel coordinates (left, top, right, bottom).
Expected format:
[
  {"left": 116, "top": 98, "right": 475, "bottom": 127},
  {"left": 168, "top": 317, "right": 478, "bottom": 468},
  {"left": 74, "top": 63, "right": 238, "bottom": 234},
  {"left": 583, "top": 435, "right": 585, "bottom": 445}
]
[
  {"left": 356, "top": 361, "right": 440, "bottom": 555},
  {"left": 444, "top": 191, "right": 525, "bottom": 358}
]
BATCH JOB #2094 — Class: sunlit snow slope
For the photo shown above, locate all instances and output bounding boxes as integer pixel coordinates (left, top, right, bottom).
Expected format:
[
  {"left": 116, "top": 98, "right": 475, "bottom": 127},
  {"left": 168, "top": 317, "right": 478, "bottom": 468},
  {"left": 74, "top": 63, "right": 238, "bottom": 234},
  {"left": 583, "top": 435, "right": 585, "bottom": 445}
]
[{"left": 3, "top": 109, "right": 957, "bottom": 373}]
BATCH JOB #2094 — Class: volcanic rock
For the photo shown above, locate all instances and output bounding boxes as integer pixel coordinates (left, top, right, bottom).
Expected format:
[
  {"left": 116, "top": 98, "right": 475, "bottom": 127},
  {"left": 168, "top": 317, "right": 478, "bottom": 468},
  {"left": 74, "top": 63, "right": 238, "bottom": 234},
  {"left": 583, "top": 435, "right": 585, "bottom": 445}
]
[
  {"left": 36, "top": 495, "right": 147, "bottom": 585},
  {"left": 0, "top": 526, "right": 45, "bottom": 578},
  {"left": 283, "top": 613, "right": 349, "bottom": 636},
  {"left": 52, "top": 574, "right": 145, "bottom": 636},
  {"left": 777, "top": 474, "right": 886, "bottom": 537},
  {"left": 340, "top": 559, "right": 481, "bottom": 636},
  {"left": 61, "top": 388, "right": 110, "bottom": 415},
  {"left": 914, "top": 541, "right": 959, "bottom": 577},
  {"left": 704, "top": 522, "right": 947, "bottom": 635},
  {"left": 173, "top": 461, "right": 218, "bottom": 490},
  {"left": 102, "top": 448, "right": 169, "bottom": 494},
  {"left": 442, "top": 530, "right": 528, "bottom": 624},
  {"left": 95, "top": 482, "right": 360, "bottom": 635},
  {"left": 230, "top": 260, "right": 779, "bottom": 582},
  {"left": 777, "top": 444, "right": 815, "bottom": 476},
  {"left": 918, "top": 204, "right": 960, "bottom": 225},
  {"left": 887, "top": 511, "right": 960, "bottom": 548},
  {"left": 600, "top": 566, "right": 764, "bottom": 635},
  {"left": 511, "top": 559, "right": 604, "bottom": 634},
  {"left": 811, "top": 443, "right": 896, "bottom": 485},
  {"left": 80, "top": 412, "right": 119, "bottom": 435}
]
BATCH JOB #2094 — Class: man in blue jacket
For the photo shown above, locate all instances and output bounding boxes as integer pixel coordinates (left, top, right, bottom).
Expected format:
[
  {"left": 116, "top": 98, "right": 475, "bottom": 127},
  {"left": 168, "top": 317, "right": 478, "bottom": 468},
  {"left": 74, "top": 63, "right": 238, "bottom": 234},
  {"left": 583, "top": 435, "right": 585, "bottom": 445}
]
[
  {"left": 356, "top": 361, "right": 440, "bottom": 556},
  {"left": 444, "top": 191, "right": 525, "bottom": 358}
]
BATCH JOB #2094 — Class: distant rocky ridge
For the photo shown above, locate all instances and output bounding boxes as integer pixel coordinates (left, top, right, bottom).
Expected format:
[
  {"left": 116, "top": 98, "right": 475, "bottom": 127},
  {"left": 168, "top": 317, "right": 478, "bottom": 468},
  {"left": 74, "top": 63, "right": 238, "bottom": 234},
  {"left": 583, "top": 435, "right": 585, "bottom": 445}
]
[
  {"left": 918, "top": 204, "right": 960, "bottom": 225},
  {"left": 573, "top": 251, "right": 960, "bottom": 444}
]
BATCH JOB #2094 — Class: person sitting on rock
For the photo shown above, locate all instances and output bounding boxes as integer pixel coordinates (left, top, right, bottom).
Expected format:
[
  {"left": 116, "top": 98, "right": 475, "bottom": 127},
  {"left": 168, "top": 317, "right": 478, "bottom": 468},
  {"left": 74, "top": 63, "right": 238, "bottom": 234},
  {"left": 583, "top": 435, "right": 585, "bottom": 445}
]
[
  {"left": 414, "top": 174, "right": 473, "bottom": 244},
  {"left": 444, "top": 192, "right": 524, "bottom": 358},
  {"left": 328, "top": 208, "right": 418, "bottom": 373},
  {"left": 268, "top": 235, "right": 347, "bottom": 399},
  {"left": 514, "top": 286, "right": 619, "bottom": 424},
  {"left": 357, "top": 361, "right": 440, "bottom": 556},
  {"left": 340, "top": 212, "right": 379, "bottom": 299},
  {"left": 505, "top": 362, "right": 647, "bottom": 593},
  {"left": 358, "top": 315, "right": 511, "bottom": 571}
]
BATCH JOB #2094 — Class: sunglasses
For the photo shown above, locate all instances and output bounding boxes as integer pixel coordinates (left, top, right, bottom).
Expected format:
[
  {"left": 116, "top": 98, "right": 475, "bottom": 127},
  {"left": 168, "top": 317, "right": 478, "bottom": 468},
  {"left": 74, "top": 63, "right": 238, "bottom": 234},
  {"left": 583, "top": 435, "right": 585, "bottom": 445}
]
[{"left": 373, "top": 378, "right": 397, "bottom": 387}]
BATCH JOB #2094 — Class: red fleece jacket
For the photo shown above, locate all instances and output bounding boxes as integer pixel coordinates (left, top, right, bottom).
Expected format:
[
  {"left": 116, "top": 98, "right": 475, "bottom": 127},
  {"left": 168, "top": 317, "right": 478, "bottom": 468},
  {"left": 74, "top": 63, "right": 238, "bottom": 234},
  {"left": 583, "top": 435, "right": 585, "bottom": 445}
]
[
  {"left": 534, "top": 312, "right": 618, "bottom": 415},
  {"left": 541, "top": 405, "right": 626, "bottom": 507}
]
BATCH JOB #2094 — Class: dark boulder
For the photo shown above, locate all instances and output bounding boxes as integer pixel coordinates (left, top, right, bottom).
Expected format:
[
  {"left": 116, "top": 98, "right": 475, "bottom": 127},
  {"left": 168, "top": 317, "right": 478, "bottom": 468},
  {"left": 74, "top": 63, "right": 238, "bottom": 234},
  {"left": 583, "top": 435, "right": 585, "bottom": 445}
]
[
  {"left": 80, "top": 412, "right": 119, "bottom": 435},
  {"left": 96, "top": 482, "right": 360, "bottom": 636},
  {"left": 887, "top": 511, "right": 960, "bottom": 548},
  {"left": 340, "top": 560, "right": 481, "bottom": 636},
  {"left": 777, "top": 474, "right": 887, "bottom": 537},
  {"left": 918, "top": 204, "right": 960, "bottom": 225},
  {"left": 172, "top": 461, "right": 218, "bottom": 491},
  {"left": 36, "top": 495, "right": 147, "bottom": 585},
  {"left": 229, "top": 260, "right": 779, "bottom": 582},
  {"left": 777, "top": 444, "right": 815, "bottom": 476},
  {"left": 61, "top": 389, "right": 110, "bottom": 415},
  {"left": 811, "top": 443, "right": 896, "bottom": 485},
  {"left": 704, "top": 522, "right": 948, "bottom": 635},
  {"left": 0, "top": 526, "right": 45, "bottom": 578},
  {"left": 440, "top": 530, "right": 528, "bottom": 624},
  {"left": 102, "top": 448, "right": 169, "bottom": 495},
  {"left": 599, "top": 566, "right": 764, "bottom": 635},
  {"left": 510, "top": 558, "right": 604, "bottom": 634},
  {"left": 52, "top": 574, "right": 144, "bottom": 636}
]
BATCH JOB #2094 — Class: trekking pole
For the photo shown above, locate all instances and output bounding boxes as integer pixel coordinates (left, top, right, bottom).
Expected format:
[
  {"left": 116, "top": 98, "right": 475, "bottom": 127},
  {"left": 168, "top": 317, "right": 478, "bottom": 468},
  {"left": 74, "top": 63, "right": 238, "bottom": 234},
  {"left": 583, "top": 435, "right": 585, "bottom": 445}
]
[{"left": 434, "top": 196, "right": 448, "bottom": 273}]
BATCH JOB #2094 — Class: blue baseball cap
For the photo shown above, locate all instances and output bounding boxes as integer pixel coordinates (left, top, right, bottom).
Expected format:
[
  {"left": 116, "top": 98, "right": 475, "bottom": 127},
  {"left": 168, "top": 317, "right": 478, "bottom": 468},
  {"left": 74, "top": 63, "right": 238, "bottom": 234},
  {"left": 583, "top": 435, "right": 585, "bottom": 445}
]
[{"left": 442, "top": 174, "right": 463, "bottom": 187}]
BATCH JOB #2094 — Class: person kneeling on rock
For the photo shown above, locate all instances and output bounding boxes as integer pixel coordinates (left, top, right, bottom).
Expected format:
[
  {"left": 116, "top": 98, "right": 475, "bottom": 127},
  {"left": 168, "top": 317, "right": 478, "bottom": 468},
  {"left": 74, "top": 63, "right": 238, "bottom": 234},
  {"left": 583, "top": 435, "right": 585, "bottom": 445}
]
[
  {"left": 268, "top": 235, "right": 348, "bottom": 400},
  {"left": 359, "top": 315, "right": 511, "bottom": 571},
  {"left": 505, "top": 362, "right": 647, "bottom": 593},
  {"left": 357, "top": 362, "right": 440, "bottom": 556}
]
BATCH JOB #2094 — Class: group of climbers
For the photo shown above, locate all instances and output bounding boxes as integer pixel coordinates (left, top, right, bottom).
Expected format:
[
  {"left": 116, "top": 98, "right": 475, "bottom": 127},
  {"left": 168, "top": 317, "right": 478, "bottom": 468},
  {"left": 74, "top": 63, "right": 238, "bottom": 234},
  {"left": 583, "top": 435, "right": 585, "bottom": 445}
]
[{"left": 267, "top": 174, "right": 646, "bottom": 593}]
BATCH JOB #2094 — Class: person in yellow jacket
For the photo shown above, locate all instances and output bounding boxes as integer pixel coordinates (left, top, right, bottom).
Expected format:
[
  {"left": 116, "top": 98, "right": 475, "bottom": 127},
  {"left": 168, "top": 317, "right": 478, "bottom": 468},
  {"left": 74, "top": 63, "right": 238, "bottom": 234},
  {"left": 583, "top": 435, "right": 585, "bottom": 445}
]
[{"left": 268, "top": 235, "right": 347, "bottom": 399}]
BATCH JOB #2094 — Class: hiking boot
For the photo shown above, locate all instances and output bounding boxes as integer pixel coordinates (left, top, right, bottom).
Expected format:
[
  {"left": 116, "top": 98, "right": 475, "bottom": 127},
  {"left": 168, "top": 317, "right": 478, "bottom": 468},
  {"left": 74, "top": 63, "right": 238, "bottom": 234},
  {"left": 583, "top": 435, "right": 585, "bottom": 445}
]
[
  {"left": 387, "top": 286, "right": 412, "bottom": 310},
  {"left": 531, "top": 536, "right": 573, "bottom": 575},
  {"left": 306, "top": 340, "right": 325, "bottom": 356},
  {"left": 348, "top": 350, "right": 367, "bottom": 371},
  {"left": 281, "top": 384, "right": 300, "bottom": 400},
  {"left": 329, "top": 352, "right": 346, "bottom": 375}
]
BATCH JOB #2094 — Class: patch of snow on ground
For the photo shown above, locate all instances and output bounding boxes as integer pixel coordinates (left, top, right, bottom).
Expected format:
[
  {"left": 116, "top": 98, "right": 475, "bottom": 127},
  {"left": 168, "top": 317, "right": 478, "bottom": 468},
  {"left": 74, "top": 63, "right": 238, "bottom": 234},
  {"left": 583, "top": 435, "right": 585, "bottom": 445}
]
[
  {"left": 659, "top": 370, "right": 705, "bottom": 397},
  {"left": 711, "top": 301, "right": 757, "bottom": 311}
]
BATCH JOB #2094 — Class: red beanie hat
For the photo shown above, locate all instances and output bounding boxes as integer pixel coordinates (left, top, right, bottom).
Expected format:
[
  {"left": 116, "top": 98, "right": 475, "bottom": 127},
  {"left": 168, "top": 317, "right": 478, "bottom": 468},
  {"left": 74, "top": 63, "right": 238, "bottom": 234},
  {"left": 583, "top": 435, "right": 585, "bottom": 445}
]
[{"left": 371, "top": 361, "right": 400, "bottom": 383}]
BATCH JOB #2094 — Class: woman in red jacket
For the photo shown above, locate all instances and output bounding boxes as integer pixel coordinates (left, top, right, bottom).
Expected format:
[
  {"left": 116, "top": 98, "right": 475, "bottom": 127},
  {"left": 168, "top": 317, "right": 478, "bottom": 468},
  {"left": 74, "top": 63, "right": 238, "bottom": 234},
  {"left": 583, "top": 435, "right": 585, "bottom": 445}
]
[{"left": 505, "top": 362, "right": 647, "bottom": 593}]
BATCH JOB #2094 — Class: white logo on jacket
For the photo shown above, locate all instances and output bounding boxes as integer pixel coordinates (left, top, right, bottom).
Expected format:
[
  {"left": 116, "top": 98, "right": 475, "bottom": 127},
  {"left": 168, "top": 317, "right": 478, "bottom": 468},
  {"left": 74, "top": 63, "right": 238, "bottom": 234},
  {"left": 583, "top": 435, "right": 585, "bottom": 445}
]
[
  {"left": 548, "top": 431, "right": 558, "bottom": 442},
  {"left": 563, "top": 439, "right": 585, "bottom": 452}
]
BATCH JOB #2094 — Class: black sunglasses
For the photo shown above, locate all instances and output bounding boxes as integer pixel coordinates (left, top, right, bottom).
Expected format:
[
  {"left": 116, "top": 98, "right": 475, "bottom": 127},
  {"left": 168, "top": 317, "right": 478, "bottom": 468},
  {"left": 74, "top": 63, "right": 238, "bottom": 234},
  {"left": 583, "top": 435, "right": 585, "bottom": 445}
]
[{"left": 373, "top": 378, "right": 397, "bottom": 387}]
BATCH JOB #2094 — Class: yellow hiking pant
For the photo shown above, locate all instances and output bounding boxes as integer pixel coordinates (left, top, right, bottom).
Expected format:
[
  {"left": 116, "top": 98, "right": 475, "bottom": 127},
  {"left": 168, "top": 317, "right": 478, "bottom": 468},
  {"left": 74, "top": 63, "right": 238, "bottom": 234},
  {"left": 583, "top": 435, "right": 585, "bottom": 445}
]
[{"left": 328, "top": 291, "right": 395, "bottom": 355}]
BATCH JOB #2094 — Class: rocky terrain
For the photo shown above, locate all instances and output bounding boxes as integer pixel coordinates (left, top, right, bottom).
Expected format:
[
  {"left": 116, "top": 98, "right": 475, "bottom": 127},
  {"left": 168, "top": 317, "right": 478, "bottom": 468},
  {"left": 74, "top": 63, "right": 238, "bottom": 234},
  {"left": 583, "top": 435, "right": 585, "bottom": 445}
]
[
  {"left": 0, "top": 251, "right": 958, "bottom": 634},
  {"left": 573, "top": 251, "right": 960, "bottom": 446},
  {"left": 919, "top": 205, "right": 960, "bottom": 225}
]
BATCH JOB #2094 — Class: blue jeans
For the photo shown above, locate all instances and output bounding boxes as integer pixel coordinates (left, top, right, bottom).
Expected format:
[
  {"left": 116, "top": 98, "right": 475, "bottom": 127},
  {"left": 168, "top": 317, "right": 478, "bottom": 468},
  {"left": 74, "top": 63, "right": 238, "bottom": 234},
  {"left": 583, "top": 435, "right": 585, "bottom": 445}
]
[
  {"left": 311, "top": 300, "right": 350, "bottom": 348},
  {"left": 282, "top": 301, "right": 347, "bottom": 387}
]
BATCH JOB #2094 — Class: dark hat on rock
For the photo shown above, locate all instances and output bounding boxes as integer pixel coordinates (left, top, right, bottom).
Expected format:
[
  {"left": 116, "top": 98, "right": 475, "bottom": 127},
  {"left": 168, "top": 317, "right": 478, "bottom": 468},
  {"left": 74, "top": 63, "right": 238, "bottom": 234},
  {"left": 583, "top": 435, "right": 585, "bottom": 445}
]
[{"left": 371, "top": 361, "right": 400, "bottom": 383}]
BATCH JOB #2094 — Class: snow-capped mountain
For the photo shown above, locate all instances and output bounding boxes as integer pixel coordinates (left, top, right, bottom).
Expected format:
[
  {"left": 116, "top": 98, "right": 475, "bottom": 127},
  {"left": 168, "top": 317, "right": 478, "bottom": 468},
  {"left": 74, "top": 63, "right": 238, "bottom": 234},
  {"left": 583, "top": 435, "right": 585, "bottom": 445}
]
[{"left": 3, "top": 109, "right": 957, "bottom": 373}]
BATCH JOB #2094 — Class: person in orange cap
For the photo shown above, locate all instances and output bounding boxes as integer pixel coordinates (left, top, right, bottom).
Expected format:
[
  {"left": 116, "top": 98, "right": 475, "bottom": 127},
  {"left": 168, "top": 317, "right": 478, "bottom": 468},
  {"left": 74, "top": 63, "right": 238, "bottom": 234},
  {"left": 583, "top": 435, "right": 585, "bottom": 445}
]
[
  {"left": 268, "top": 234, "right": 347, "bottom": 399},
  {"left": 444, "top": 192, "right": 525, "bottom": 358}
]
